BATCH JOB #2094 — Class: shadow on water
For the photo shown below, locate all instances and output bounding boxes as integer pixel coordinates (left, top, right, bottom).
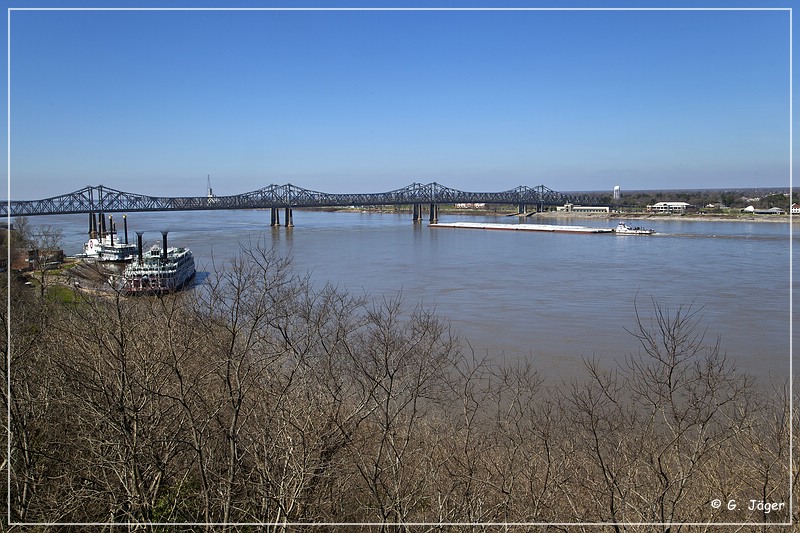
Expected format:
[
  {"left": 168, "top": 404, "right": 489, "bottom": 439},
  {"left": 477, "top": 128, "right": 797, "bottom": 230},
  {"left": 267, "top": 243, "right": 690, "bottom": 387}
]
[{"left": 191, "top": 271, "right": 211, "bottom": 287}]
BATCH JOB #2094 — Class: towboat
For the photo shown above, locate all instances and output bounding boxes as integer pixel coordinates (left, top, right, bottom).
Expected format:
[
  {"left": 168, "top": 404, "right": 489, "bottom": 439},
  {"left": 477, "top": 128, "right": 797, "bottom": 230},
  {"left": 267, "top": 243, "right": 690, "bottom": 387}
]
[{"left": 613, "top": 222, "right": 655, "bottom": 235}]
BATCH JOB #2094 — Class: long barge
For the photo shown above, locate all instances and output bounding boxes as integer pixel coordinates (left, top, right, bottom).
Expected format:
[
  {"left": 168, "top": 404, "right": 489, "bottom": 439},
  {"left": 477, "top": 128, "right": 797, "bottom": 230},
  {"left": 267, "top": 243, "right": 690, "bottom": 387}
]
[{"left": 429, "top": 222, "right": 614, "bottom": 234}]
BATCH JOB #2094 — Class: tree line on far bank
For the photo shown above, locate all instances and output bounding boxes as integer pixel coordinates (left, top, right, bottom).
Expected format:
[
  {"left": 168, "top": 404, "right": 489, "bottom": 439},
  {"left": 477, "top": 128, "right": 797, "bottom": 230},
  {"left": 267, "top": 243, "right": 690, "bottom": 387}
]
[
  {"left": 3, "top": 243, "right": 797, "bottom": 531},
  {"left": 613, "top": 189, "right": 798, "bottom": 211}
]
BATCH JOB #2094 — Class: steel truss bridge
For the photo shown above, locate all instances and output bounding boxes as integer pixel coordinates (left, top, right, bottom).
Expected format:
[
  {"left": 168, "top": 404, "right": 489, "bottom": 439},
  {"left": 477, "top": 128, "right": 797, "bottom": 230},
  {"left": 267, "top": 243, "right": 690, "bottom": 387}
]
[{"left": 4, "top": 182, "right": 607, "bottom": 223}]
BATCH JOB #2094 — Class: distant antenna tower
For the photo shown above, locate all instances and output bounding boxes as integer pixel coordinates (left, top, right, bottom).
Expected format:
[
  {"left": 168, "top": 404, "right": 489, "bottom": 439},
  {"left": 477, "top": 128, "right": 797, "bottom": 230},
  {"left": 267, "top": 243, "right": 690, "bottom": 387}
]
[{"left": 207, "top": 174, "right": 214, "bottom": 198}]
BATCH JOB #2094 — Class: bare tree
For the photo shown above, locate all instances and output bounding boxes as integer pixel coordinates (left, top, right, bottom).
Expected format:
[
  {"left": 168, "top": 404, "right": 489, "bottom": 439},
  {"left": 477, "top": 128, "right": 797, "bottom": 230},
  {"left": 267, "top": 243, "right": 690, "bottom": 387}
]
[
  {"left": 561, "top": 299, "right": 767, "bottom": 530},
  {"left": 2, "top": 275, "right": 65, "bottom": 521},
  {"left": 27, "top": 286, "right": 196, "bottom": 524},
  {"left": 342, "top": 296, "right": 461, "bottom": 529},
  {"left": 26, "top": 223, "right": 63, "bottom": 297},
  {"left": 11, "top": 216, "right": 32, "bottom": 247},
  {"left": 6, "top": 239, "right": 795, "bottom": 532}
]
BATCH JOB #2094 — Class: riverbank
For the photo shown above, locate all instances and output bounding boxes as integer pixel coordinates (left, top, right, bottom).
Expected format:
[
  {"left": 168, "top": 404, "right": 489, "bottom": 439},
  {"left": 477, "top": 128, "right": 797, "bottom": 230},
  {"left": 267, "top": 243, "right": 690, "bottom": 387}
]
[
  {"left": 326, "top": 206, "right": 796, "bottom": 223},
  {"left": 536, "top": 211, "right": 796, "bottom": 224}
]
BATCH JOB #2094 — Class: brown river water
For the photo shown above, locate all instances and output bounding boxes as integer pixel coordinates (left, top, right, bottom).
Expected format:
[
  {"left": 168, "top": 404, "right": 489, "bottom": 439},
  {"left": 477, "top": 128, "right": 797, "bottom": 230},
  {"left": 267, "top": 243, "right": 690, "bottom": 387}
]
[{"left": 30, "top": 210, "right": 798, "bottom": 385}]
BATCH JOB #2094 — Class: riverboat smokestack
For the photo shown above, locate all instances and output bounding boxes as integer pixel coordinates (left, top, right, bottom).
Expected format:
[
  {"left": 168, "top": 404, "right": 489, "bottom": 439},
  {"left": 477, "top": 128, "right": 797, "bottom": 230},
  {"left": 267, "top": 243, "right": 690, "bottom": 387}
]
[
  {"left": 123, "top": 215, "right": 128, "bottom": 244},
  {"left": 99, "top": 212, "right": 106, "bottom": 238},
  {"left": 136, "top": 232, "right": 144, "bottom": 264},
  {"left": 88, "top": 212, "right": 97, "bottom": 239},
  {"left": 161, "top": 231, "right": 168, "bottom": 261},
  {"left": 109, "top": 216, "right": 114, "bottom": 246}
]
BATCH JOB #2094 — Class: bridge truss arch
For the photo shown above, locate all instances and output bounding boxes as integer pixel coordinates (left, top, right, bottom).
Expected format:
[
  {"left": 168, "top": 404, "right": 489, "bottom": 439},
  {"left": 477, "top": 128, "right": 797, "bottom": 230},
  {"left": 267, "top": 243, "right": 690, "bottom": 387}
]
[{"left": 3, "top": 182, "right": 607, "bottom": 217}]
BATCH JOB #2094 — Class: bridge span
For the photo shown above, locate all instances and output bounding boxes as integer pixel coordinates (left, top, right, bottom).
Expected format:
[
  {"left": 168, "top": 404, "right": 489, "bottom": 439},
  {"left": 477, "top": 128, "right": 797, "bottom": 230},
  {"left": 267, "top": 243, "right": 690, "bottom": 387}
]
[{"left": 4, "top": 182, "right": 607, "bottom": 224}]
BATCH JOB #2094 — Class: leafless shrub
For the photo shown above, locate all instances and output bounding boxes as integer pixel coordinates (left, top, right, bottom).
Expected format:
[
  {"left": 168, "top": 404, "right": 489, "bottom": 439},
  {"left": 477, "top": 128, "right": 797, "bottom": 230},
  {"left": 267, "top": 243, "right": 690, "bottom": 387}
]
[{"left": 3, "top": 251, "right": 793, "bottom": 531}]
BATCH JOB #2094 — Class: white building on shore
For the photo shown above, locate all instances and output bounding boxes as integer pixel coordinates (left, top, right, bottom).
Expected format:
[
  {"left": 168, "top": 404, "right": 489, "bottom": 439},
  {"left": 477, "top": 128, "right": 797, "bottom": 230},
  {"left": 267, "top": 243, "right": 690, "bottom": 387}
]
[
  {"left": 646, "top": 201, "right": 694, "bottom": 214},
  {"left": 556, "top": 203, "right": 610, "bottom": 214},
  {"left": 743, "top": 206, "right": 785, "bottom": 215}
]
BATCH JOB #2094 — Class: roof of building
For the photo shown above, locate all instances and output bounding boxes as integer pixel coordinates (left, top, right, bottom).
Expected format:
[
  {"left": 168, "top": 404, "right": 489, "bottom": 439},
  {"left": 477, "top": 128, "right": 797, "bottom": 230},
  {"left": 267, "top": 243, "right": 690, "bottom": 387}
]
[
  {"left": 743, "top": 206, "right": 785, "bottom": 213},
  {"left": 652, "top": 202, "right": 693, "bottom": 207}
]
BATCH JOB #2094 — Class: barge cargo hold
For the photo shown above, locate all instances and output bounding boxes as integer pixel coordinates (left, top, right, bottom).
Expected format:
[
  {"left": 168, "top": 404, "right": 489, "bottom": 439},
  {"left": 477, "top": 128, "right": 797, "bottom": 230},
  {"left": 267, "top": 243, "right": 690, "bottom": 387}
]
[{"left": 429, "top": 222, "right": 614, "bottom": 234}]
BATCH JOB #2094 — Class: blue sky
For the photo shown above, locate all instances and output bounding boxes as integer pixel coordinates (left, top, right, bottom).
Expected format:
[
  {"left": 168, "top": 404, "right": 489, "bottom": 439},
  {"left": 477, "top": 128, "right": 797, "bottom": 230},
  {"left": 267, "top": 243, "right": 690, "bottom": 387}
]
[{"left": 5, "top": 2, "right": 794, "bottom": 199}]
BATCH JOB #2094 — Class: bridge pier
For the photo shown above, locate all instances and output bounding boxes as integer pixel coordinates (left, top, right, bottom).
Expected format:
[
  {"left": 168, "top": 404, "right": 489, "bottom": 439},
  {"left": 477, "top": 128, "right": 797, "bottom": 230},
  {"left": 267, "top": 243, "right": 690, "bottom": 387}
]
[
  {"left": 270, "top": 207, "right": 295, "bottom": 227},
  {"left": 429, "top": 203, "right": 439, "bottom": 224},
  {"left": 518, "top": 203, "right": 526, "bottom": 215}
]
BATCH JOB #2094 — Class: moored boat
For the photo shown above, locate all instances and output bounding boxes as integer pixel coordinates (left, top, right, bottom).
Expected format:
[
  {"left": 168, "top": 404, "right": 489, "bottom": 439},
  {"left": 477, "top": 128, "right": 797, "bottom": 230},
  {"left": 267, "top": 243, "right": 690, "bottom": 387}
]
[
  {"left": 76, "top": 213, "right": 138, "bottom": 262},
  {"left": 78, "top": 235, "right": 138, "bottom": 262},
  {"left": 121, "top": 231, "right": 196, "bottom": 295}
]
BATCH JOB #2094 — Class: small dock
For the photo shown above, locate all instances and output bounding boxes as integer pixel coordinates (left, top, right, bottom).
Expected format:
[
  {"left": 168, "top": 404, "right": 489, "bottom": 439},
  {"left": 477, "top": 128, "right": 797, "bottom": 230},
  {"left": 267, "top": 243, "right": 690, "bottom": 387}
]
[{"left": 429, "top": 222, "right": 614, "bottom": 234}]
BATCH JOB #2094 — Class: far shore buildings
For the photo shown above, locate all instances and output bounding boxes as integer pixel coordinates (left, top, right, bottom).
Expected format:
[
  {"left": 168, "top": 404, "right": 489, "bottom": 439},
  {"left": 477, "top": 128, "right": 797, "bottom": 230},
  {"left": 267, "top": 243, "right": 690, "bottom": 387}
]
[
  {"left": 646, "top": 201, "right": 695, "bottom": 214},
  {"left": 742, "top": 205, "right": 785, "bottom": 215},
  {"left": 556, "top": 203, "right": 610, "bottom": 214}
]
